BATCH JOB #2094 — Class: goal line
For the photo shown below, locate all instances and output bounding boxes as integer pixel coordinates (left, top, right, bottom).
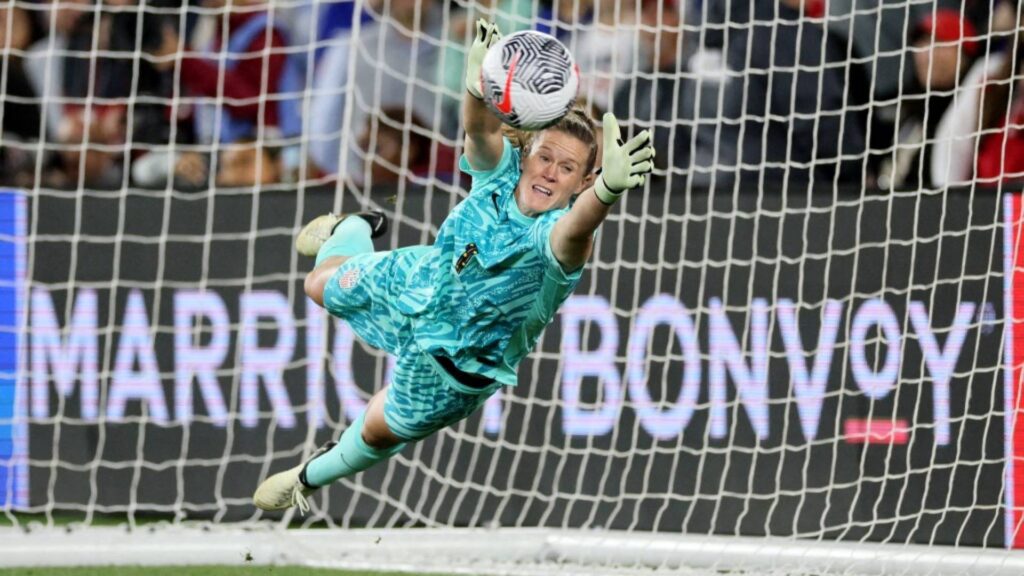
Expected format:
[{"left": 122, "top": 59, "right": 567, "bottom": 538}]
[{"left": 1, "top": 526, "right": 1022, "bottom": 575}]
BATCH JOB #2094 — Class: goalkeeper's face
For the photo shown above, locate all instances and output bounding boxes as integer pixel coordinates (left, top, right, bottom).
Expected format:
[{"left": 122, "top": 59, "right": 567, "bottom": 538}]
[{"left": 517, "top": 131, "right": 595, "bottom": 217}]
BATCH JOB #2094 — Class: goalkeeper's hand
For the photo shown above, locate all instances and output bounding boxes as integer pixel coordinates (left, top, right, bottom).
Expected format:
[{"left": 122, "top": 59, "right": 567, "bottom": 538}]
[
  {"left": 465, "top": 19, "right": 502, "bottom": 100},
  {"left": 594, "top": 113, "right": 655, "bottom": 205}
]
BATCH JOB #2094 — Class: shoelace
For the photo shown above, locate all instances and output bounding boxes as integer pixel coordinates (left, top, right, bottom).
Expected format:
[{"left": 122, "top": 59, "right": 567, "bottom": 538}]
[{"left": 291, "top": 487, "right": 310, "bottom": 515}]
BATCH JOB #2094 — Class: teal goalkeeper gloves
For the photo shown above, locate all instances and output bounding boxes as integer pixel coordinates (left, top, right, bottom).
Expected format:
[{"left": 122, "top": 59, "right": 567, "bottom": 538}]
[
  {"left": 594, "top": 113, "right": 655, "bottom": 205},
  {"left": 465, "top": 19, "right": 502, "bottom": 100}
]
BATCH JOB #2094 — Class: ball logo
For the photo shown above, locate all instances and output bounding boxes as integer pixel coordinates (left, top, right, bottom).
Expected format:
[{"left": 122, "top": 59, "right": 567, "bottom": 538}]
[
  {"left": 496, "top": 52, "right": 520, "bottom": 115},
  {"left": 339, "top": 268, "right": 360, "bottom": 290}
]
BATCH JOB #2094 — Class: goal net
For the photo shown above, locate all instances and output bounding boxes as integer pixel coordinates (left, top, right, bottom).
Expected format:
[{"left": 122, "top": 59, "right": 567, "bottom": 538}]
[{"left": 3, "top": 0, "right": 1024, "bottom": 573}]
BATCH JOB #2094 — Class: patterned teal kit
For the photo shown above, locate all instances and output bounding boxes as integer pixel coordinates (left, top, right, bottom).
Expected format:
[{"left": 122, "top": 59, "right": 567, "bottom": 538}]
[
  {"left": 322, "top": 138, "right": 584, "bottom": 439},
  {"left": 383, "top": 350, "right": 503, "bottom": 440}
]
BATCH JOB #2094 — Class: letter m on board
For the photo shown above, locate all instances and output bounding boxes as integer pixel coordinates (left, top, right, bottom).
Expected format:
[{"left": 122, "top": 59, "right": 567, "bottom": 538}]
[{"left": 30, "top": 289, "right": 100, "bottom": 420}]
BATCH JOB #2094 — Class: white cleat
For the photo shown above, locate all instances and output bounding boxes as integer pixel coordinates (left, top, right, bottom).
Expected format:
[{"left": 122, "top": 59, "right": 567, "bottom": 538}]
[
  {"left": 253, "top": 441, "right": 336, "bottom": 514},
  {"left": 253, "top": 462, "right": 313, "bottom": 513},
  {"left": 294, "top": 210, "right": 389, "bottom": 257},
  {"left": 295, "top": 213, "right": 343, "bottom": 257}
]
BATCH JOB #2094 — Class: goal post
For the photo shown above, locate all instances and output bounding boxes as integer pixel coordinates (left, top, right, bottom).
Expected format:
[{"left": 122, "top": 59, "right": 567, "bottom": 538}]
[{"left": 2, "top": 0, "right": 1024, "bottom": 573}]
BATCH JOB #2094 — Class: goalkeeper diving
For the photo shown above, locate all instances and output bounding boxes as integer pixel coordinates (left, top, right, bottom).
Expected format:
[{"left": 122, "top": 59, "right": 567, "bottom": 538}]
[{"left": 253, "top": 20, "right": 655, "bottom": 512}]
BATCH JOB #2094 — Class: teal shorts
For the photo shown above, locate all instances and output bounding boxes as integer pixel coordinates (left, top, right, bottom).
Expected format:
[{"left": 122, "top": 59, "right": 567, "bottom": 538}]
[
  {"left": 384, "top": 345, "right": 502, "bottom": 441},
  {"left": 322, "top": 248, "right": 502, "bottom": 441},
  {"left": 322, "top": 247, "right": 420, "bottom": 356}
]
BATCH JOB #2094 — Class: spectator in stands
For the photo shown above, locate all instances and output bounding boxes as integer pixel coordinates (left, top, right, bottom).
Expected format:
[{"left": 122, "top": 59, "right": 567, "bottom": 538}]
[
  {"left": 308, "top": 0, "right": 447, "bottom": 183},
  {"left": 23, "top": 0, "right": 93, "bottom": 145},
  {"left": 911, "top": 10, "right": 979, "bottom": 94},
  {"left": 612, "top": 0, "right": 715, "bottom": 179},
  {"left": 0, "top": 3, "right": 42, "bottom": 142},
  {"left": 958, "top": 0, "right": 1009, "bottom": 56},
  {"left": 25, "top": 0, "right": 153, "bottom": 190},
  {"left": 931, "top": 2, "right": 1020, "bottom": 187},
  {"left": 172, "top": 151, "right": 211, "bottom": 191},
  {"left": 573, "top": 0, "right": 639, "bottom": 114},
  {"left": 811, "top": 0, "right": 982, "bottom": 104},
  {"left": 0, "top": 3, "right": 43, "bottom": 187},
  {"left": 277, "top": 0, "right": 375, "bottom": 106},
  {"left": 132, "top": 138, "right": 283, "bottom": 190},
  {"left": 357, "top": 107, "right": 457, "bottom": 185},
  {"left": 216, "top": 139, "right": 282, "bottom": 187},
  {"left": 42, "top": 108, "right": 123, "bottom": 190},
  {"left": 131, "top": 147, "right": 210, "bottom": 191},
  {"left": 535, "top": 0, "right": 594, "bottom": 42},
  {"left": 23, "top": 0, "right": 174, "bottom": 188},
  {"left": 694, "top": 0, "right": 869, "bottom": 189},
  {"left": 314, "top": 0, "right": 370, "bottom": 48},
  {"left": 878, "top": 9, "right": 979, "bottom": 190},
  {"left": 30, "top": 0, "right": 171, "bottom": 142},
  {"left": 975, "top": 14, "right": 1024, "bottom": 184},
  {"left": 150, "top": 0, "right": 304, "bottom": 175},
  {"left": 104, "top": 0, "right": 178, "bottom": 150}
]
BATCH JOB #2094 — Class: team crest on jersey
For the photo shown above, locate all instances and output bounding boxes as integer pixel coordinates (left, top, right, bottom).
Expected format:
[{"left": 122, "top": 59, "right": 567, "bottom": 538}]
[{"left": 339, "top": 268, "right": 361, "bottom": 289}]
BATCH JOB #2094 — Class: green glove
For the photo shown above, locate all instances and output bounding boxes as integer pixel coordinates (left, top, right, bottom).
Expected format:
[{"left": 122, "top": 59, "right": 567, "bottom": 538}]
[
  {"left": 594, "top": 113, "right": 655, "bottom": 205},
  {"left": 465, "top": 19, "right": 502, "bottom": 100}
]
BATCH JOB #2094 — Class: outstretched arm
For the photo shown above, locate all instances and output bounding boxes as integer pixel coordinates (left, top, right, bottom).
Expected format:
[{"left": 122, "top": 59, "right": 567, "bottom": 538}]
[
  {"left": 550, "top": 113, "right": 654, "bottom": 271},
  {"left": 463, "top": 20, "right": 505, "bottom": 171}
]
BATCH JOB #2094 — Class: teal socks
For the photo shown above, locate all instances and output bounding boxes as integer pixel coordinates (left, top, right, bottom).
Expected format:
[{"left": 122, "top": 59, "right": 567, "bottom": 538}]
[
  {"left": 303, "top": 411, "right": 407, "bottom": 487},
  {"left": 314, "top": 215, "right": 374, "bottom": 266}
]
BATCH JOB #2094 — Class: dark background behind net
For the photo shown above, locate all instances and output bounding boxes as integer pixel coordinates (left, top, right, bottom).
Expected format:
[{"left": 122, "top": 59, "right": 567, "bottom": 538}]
[{"left": 26, "top": 183, "right": 1007, "bottom": 546}]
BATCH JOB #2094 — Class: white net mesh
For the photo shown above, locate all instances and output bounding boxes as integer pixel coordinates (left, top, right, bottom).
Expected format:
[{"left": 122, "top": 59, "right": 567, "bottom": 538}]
[{"left": 3, "top": 0, "right": 1024, "bottom": 573}]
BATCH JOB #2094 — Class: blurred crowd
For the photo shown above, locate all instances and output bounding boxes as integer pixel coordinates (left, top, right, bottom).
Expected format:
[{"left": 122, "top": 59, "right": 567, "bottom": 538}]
[{"left": 0, "top": 0, "right": 1022, "bottom": 192}]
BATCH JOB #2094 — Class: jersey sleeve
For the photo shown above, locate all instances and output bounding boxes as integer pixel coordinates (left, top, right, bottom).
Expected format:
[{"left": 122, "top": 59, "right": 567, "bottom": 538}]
[{"left": 459, "top": 137, "right": 516, "bottom": 190}]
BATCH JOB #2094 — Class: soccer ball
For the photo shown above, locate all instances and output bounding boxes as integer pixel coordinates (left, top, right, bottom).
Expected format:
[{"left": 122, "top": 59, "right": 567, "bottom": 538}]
[{"left": 480, "top": 31, "right": 579, "bottom": 131}]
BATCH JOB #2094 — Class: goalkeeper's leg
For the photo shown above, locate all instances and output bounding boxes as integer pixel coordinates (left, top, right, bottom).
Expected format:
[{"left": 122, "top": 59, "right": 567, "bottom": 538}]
[
  {"left": 298, "top": 210, "right": 388, "bottom": 307},
  {"left": 252, "top": 350, "right": 501, "bottom": 513},
  {"left": 251, "top": 350, "right": 443, "bottom": 513},
  {"left": 252, "top": 388, "right": 405, "bottom": 513},
  {"left": 252, "top": 209, "right": 398, "bottom": 513}
]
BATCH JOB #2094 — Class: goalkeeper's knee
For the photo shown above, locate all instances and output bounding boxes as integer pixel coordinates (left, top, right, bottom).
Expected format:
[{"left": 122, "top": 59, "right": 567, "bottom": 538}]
[{"left": 303, "top": 264, "right": 341, "bottom": 307}]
